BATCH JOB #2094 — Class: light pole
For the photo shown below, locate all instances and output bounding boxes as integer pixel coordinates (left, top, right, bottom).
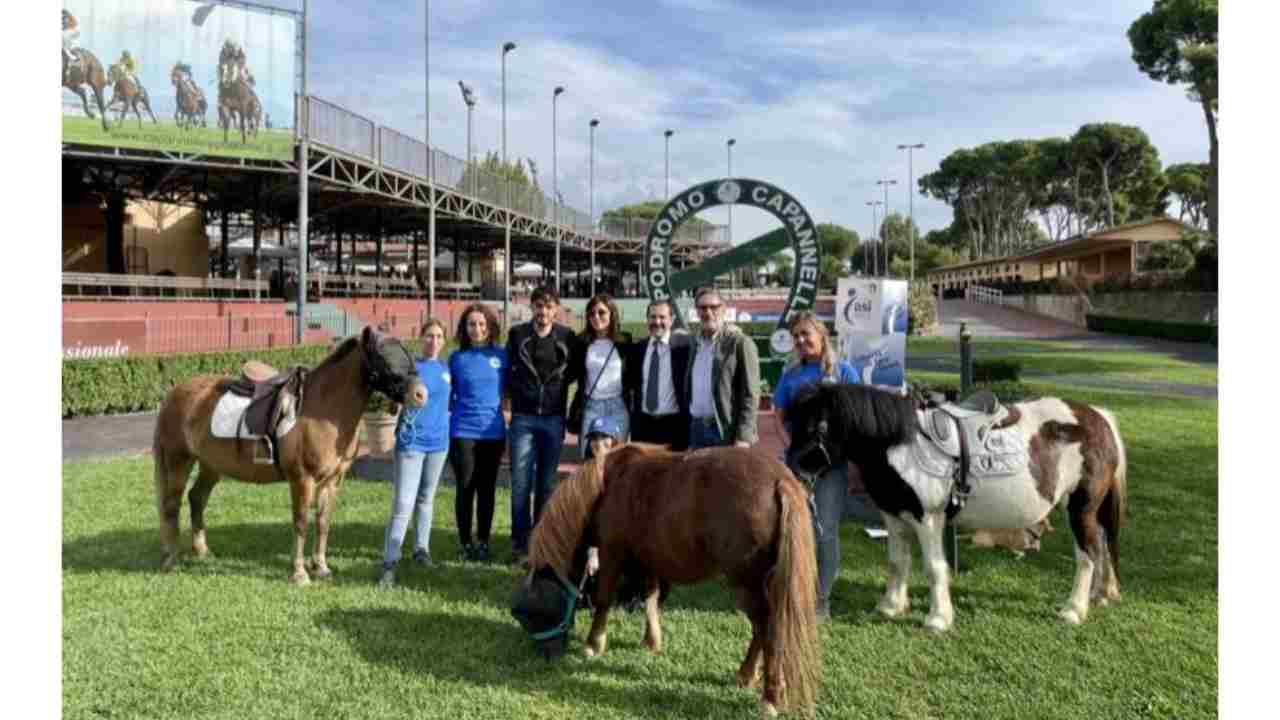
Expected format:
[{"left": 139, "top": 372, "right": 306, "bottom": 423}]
[
  {"left": 590, "top": 118, "right": 599, "bottom": 297},
  {"left": 458, "top": 81, "right": 475, "bottom": 196},
  {"left": 897, "top": 143, "right": 925, "bottom": 283},
  {"left": 553, "top": 85, "right": 564, "bottom": 293},
  {"left": 664, "top": 129, "right": 674, "bottom": 199},
  {"left": 866, "top": 200, "right": 882, "bottom": 276},
  {"left": 501, "top": 40, "right": 516, "bottom": 329},
  {"left": 296, "top": 0, "right": 309, "bottom": 345},
  {"left": 876, "top": 179, "right": 897, "bottom": 276},
  {"left": 727, "top": 137, "right": 736, "bottom": 289},
  {"left": 425, "top": 0, "right": 435, "bottom": 320}
]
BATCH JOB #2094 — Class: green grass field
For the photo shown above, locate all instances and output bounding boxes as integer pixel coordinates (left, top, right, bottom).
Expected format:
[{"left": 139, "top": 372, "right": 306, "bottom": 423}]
[
  {"left": 62, "top": 115, "right": 294, "bottom": 161},
  {"left": 62, "top": 383, "right": 1217, "bottom": 719},
  {"left": 905, "top": 337, "right": 1217, "bottom": 387}
]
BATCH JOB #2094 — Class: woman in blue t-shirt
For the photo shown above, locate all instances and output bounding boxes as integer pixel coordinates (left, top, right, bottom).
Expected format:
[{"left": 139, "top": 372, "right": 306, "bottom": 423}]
[
  {"left": 378, "top": 319, "right": 452, "bottom": 588},
  {"left": 772, "top": 311, "right": 859, "bottom": 622},
  {"left": 448, "top": 303, "right": 509, "bottom": 563}
]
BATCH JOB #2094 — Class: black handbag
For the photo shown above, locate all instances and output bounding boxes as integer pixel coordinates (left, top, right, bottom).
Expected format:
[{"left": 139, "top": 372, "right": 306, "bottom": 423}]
[{"left": 570, "top": 343, "right": 616, "bottom": 433}]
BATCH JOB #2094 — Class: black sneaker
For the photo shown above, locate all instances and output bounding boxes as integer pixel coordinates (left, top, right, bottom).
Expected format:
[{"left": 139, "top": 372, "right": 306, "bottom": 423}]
[
  {"left": 460, "top": 543, "right": 476, "bottom": 562},
  {"left": 412, "top": 549, "right": 435, "bottom": 568},
  {"left": 475, "top": 543, "right": 491, "bottom": 563},
  {"left": 377, "top": 563, "right": 396, "bottom": 589}
]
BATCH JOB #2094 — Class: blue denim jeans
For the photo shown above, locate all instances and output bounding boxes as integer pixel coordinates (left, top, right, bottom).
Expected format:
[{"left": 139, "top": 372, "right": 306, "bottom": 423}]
[
  {"left": 809, "top": 463, "right": 849, "bottom": 606},
  {"left": 382, "top": 448, "right": 449, "bottom": 565},
  {"left": 687, "top": 416, "right": 725, "bottom": 450},
  {"left": 579, "top": 396, "right": 629, "bottom": 460},
  {"left": 508, "top": 413, "right": 565, "bottom": 554}
]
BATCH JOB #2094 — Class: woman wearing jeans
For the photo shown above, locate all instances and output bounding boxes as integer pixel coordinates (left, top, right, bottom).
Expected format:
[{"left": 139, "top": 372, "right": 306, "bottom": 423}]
[
  {"left": 772, "top": 311, "right": 860, "bottom": 621},
  {"left": 570, "top": 294, "right": 629, "bottom": 460},
  {"left": 449, "top": 303, "right": 508, "bottom": 562},
  {"left": 378, "top": 319, "right": 451, "bottom": 588}
]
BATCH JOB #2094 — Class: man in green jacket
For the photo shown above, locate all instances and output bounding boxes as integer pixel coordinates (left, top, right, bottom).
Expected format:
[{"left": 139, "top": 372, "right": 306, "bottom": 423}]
[{"left": 684, "top": 287, "right": 760, "bottom": 450}]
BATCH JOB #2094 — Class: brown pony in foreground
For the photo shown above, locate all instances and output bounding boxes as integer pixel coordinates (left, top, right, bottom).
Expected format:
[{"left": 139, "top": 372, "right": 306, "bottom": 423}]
[
  {"left": 512, "top": 444, "right": 821, "bottom": 718},
  {"left": 152, "top": 327, "right": 425, "bottom": 584}
]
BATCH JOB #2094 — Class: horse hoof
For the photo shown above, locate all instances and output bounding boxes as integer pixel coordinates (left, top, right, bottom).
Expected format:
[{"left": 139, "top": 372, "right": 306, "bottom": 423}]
[
  {"left": 583, "top": 647, "right": 598, "bottom": 659},
  {"left": 760, "top": 701, "right": 779, "bottom": 719},
  {"left": 312, "top": 567, "right": 333, "bottom": 581},
  {"left": 289, "top": 571, "right": 311, "bottom": 586},
  {"left": 1058, "top": 607, "right": 1084, "bottom": 625},
  {"left": 924, "top": 615, "right": 952, "bottom": 634},
  {"left": 160, "top": 555, "right": 179, "bottom": 572},
  {"left": 876, "top": 599, "right": 907, "bottom": 618}
]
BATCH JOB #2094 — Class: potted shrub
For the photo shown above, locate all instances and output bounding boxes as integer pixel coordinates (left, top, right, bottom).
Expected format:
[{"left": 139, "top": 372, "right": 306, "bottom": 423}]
[
  {"left": 361, "top": 392, "right": 400, "bottom": 458},
  {"left": 759, "top": 379, "right": 773, "bottom": 411}
]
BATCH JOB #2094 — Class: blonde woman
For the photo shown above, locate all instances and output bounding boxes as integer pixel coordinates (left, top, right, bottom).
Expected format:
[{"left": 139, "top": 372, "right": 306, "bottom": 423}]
[{"left": 772, "top": 312, "right": 859, "bottom": 621}]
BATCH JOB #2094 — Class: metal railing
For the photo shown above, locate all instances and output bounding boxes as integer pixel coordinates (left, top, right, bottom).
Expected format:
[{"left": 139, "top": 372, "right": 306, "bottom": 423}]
[
  {"left": 965, "top": 285, "right": 1004, "bottom": 305},
  {"left": 63, "top": 272, "right": 268, "bottom": 300},
  {"left": 300, "top": 95, "right": 727, "bottom": 248}
]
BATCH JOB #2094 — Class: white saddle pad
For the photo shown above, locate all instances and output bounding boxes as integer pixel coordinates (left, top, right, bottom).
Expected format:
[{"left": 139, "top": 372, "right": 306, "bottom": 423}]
[{"left": 210, "top": 393, "right": 298, "bottom": 440}]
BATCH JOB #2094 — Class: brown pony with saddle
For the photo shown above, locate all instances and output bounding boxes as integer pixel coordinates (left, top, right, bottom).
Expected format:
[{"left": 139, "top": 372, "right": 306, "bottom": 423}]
[
  {"left": 62, "top": 48, "right": 109, "bottom": 131},
  {"left": 513, "top": 444, "right": 821, "bottom": 718},
  {"left": 152, "top": 327, "right": 425, "bottom": 585}
]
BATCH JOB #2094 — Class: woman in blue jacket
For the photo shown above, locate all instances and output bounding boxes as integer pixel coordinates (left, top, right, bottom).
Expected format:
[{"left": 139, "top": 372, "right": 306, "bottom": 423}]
[
  {"left": 449, "top": 303, "right": 509, "bottom": 563},
  {"left": 378, "top": 319, "right": 452, "bottom": 588},
  {"left": 772, "top": 311, "right": 860, "bottom": 621}
]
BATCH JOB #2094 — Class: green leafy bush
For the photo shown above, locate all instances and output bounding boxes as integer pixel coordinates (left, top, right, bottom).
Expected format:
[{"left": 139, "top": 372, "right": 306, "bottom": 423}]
[
  {"left": 1085, "top": 314, "right": 1214, "bottom": 343},
  {"left": 973, "top": 358, "right": 1023, "bottom": 383},
  {"left": 907, "top": 283, "right": 938, "bottom": 335},
  {"left": 63, "top": 345, "right": 336, "bottom": 418}
]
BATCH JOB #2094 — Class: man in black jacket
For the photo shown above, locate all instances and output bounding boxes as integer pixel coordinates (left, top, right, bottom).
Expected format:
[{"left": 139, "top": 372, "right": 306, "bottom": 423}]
[
  {"left": 505, "top": 286, "right": 584, "bottom": 565},
  {"left": 624, "top": 299, "right": 692, "bottom": 450}
]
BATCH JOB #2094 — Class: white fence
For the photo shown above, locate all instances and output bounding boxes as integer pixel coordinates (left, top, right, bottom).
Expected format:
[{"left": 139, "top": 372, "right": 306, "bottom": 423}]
[{"left": 965, "top": 285, "right": 1004, "bottom": 305}]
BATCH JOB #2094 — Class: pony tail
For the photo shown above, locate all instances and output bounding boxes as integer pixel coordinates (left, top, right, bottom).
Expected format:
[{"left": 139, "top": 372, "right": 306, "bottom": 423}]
[
  {"left": 1097, "top": 407, "right": 1127, "bottom": 574},
  {"left": 528, "top": 453, "right": 607, "bottom": 582},
  {"left": 766, "top": 478, "right": 821, "bottom": 712}
]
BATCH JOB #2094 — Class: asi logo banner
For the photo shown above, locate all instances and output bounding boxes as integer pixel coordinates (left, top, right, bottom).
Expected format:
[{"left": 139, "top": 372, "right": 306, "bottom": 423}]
[{"left": 835, "top": 277, "right": 909, "bottom": 387}]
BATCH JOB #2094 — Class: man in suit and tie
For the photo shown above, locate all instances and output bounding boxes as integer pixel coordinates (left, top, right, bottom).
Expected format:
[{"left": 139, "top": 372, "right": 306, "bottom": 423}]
[{"left": 624, "top": 298, "right": 692, "bottom": 451}]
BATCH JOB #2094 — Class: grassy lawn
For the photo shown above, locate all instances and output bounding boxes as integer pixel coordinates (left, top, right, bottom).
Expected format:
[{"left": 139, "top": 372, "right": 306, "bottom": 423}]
[
  {"left": 63, "top": 385, "right": 1217, "bottom": 719},
  {"left": 906, "top": 337, "right": 1217, "bottom": 387},
  {"left": 62, "top": 115, "right": 294, "bottom": 161}
]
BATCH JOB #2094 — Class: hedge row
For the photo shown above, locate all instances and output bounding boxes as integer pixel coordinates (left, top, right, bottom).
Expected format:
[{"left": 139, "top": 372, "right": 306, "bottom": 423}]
[
  {"left": 62, "top": 345, "right": 339, "bottom": 418},
  {"left": 973, "top": 358, "right": 1023, "bottom": 383},
  {"left": 1085, "top": 313, "right": 1215, "bottom": 344},
  {"left": 907, "top": 378, "right": 1036, "bottom": 404}
]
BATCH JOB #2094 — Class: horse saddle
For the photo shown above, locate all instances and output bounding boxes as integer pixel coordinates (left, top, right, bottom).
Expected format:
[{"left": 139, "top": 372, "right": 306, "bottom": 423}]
[
  {"left": 909, "top": 392, "right": 1028, "bottom": 514},
  {"left": 213, "top": 361, "right": 307, "bottom": 466}
]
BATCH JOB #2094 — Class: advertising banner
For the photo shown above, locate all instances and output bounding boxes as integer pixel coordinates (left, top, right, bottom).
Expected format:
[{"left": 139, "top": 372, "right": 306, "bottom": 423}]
[
  {"left": 835, "top": 277, "right": 909, "bottom": 388},
  {"left": 61, "top": 0, "right": 297, "bottom": 160}
]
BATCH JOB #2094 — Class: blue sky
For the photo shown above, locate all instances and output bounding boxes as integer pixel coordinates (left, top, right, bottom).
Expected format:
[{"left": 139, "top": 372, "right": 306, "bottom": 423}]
[{"left": 271, "top": 0, "right": 1205, "bottom": 243}]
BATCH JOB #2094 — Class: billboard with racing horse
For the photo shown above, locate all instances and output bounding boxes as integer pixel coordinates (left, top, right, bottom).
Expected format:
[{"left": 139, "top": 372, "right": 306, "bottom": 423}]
[{"left": 61, "top": 0, "right": 297, "bottom": 161}]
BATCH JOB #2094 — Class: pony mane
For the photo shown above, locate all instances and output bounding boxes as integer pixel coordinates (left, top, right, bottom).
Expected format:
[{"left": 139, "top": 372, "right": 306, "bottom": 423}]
[
  {"left": 794, "top": 383, "right": 917, "bottom": 449},
  {"left": 528, "top": 453, "right": 607, "bottom": 582},
  {"left": 313, "top": 336, "right": 360, "bottom": 373}
]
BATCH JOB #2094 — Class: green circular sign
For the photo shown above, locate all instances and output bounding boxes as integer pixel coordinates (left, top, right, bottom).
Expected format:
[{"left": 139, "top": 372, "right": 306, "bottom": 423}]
[{"left": 644, "top": 178, "right": 821, "bottom": 354}]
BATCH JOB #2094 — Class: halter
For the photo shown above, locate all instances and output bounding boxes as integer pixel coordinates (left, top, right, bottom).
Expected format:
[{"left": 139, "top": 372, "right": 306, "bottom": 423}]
[
  {"left": 529, "top": 569, "right": 592, "bottom": 642},
  {"left": 789, "top": 419, "right": 832, "bottom": 485},
  {"left": 361, "top": 336, "right": 418, "bottom": 398}
]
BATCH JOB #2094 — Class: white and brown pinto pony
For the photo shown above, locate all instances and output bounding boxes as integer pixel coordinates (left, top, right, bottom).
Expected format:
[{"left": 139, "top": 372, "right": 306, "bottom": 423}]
[{"left": 784, "top": 384, "right": 1127, "bottom": 632}]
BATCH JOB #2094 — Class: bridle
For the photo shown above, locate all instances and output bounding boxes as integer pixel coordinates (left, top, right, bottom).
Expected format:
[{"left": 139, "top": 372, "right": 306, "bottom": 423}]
[
  {"left": 528, "top": 568, "right": 592, "bottom": 642},
  {"left": 789, "top": 419, "right": 833, "bottom": 485},
  {"left": 361, "top": 335, "right": 418, "bottom": 398}
]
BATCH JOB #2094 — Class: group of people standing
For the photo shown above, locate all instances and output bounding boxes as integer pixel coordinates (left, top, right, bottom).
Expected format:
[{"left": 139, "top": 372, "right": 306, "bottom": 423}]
[{"left": 376, "top": 285, "right": 861, "bottom": 621}]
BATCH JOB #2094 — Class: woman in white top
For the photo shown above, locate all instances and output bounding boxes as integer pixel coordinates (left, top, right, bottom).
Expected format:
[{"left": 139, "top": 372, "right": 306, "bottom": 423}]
[{"left": 571, "top": 294, "right": 629, "bottom": 459}]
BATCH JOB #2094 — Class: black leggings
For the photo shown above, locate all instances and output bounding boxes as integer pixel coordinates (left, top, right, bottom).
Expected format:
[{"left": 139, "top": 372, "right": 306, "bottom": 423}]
[{"left": 450, "top": 437, "right": 504, "bottom": 545}]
